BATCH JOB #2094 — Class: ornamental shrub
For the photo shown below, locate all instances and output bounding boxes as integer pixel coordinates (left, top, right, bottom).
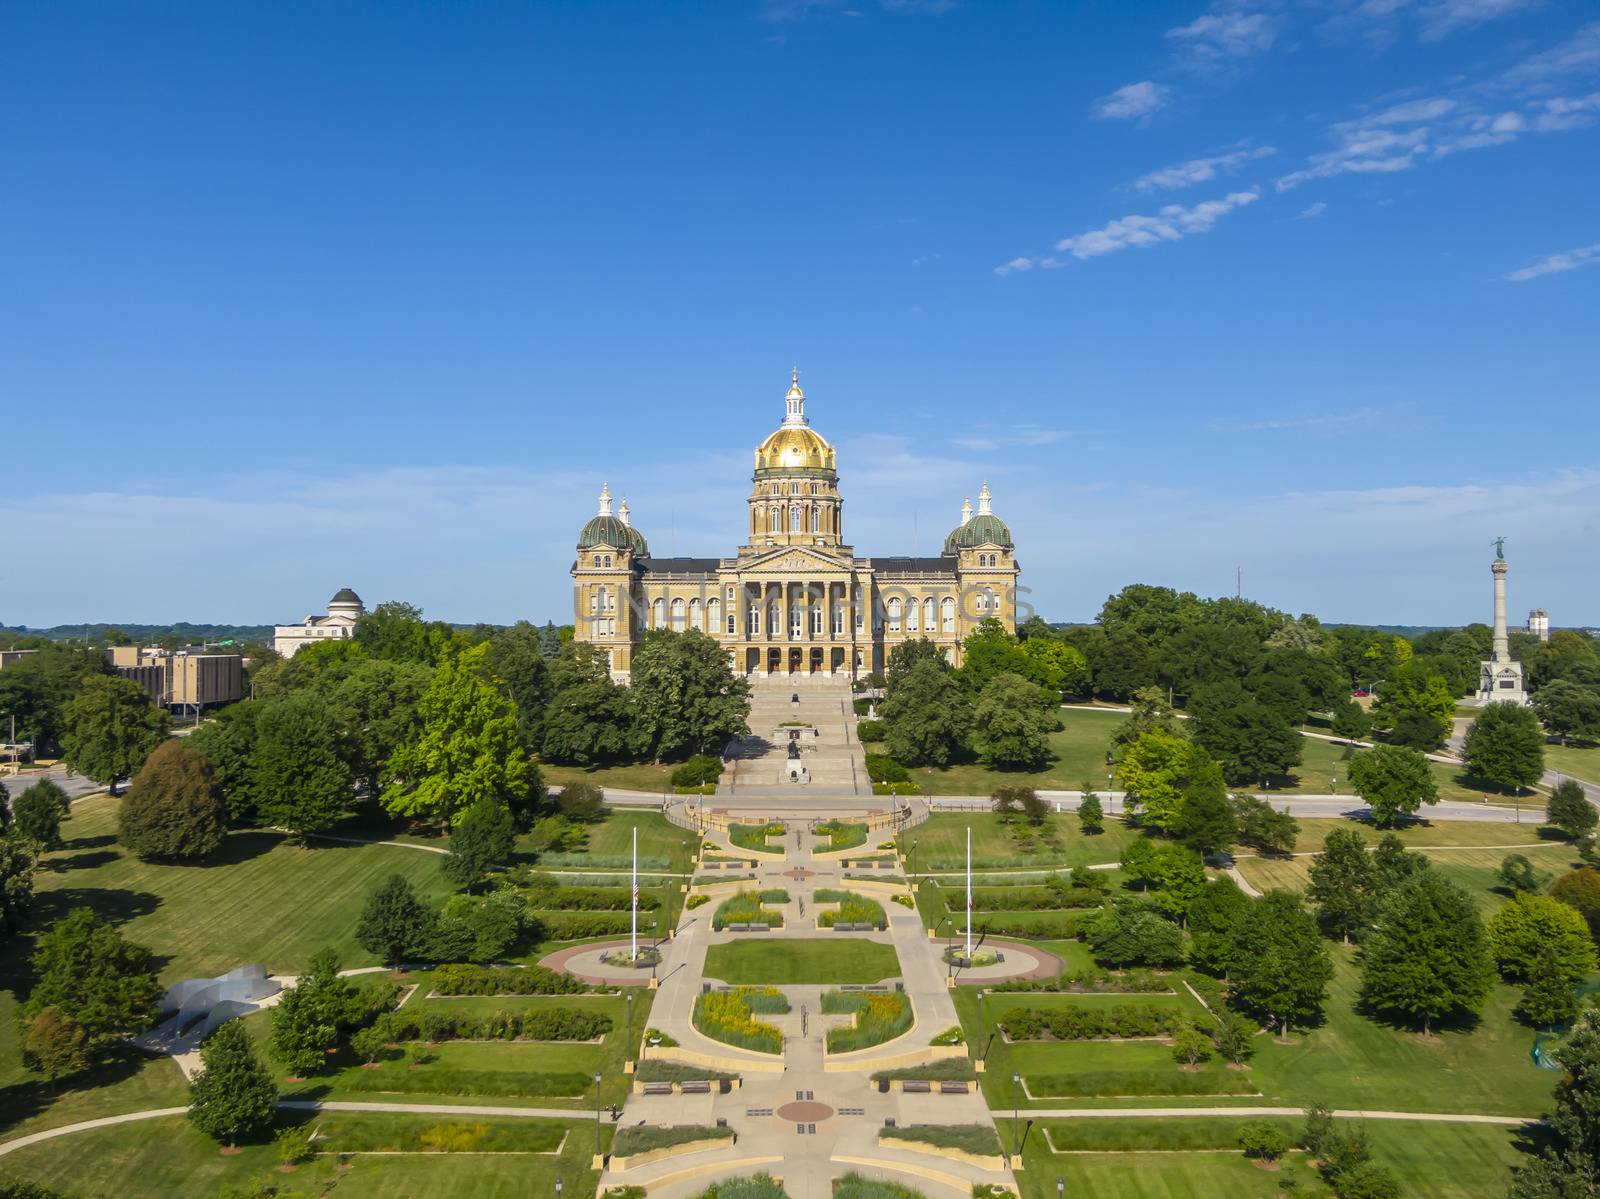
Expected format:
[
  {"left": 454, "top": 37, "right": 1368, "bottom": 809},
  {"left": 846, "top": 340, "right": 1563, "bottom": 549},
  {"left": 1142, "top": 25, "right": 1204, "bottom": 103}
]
[
  {"left": 999, "top": 1004, "right": 1179, "bottom": 1041},
  {"left": 428, "top": 963, "right": 591, "bottom": 996}
]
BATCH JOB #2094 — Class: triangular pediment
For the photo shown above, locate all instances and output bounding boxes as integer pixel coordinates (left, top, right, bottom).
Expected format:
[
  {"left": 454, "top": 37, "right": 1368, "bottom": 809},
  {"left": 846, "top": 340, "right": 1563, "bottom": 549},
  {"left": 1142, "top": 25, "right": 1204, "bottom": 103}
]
[{"left": 740, "top": 545, "right": 855, "bottom": 574}]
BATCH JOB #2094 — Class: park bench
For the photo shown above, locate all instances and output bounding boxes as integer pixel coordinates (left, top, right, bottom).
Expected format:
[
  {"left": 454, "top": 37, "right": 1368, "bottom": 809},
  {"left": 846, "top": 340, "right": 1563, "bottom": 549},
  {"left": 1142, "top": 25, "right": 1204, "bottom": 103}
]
[
  {"left": 901, "top": 1081, "right": 931, "bottom": 1094},
  {"left": 642, "top": 1083, "right": 674, "bottom": 1095},
  {"left": 680, "top": 1081, "right": 712, "bottom": 1094}
]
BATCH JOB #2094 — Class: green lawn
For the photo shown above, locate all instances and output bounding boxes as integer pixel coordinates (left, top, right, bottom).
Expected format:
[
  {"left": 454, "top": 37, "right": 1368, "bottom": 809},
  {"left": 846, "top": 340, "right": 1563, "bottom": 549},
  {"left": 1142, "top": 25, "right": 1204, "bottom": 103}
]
[
  {"left": 702, "top": 938, "right": 901, "bottom": 984},
  {"left": 0, "top": 1113, "right": 609, "bottom": 1199},
  {"left": 913, "top": 710, "right": 1121, "bottom": 795},
  {"left": 21, "top": 795, "right": 454, "bottom": 982},
  {"left": 542, "top": 761, "right": 678, "bottom": 794},
  {"left": 1288, "top": 817, "right": 1567, "bottom": 855},
  {"left": 1542, "top": 740, "right": 1600, "bottom": 784},
  {"left": 909, "top": 812, "right": 1140, "bottom": 872},
  {"left": 1004, "top": 1116, "right": 1527, "bottom": 1199}
]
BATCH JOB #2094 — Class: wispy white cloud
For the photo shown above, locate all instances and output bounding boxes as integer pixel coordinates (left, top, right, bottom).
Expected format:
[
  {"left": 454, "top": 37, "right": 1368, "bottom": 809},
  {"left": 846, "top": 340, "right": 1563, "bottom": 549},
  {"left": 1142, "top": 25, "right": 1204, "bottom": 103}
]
[
  {"left": 1501, "top": 20, "right": 1600, "bottom": 90},
  {"left": 1298, "top": 201, "right": 1329, "bottom": 218},
  {"left": 1132, "top": 144, "right": 1276, "bottom": 191},
  {"left": 1219, "top": 408, "right": 1379, "bottom": 433},
  {"left": 1166, "top": 5, "right": 1282, "bottom": 66},
  {"left": 997, "top": 190, "right": 1260, "bottom": 273},
  {"left": 1093, "top": 81, "right": 1171, "bottom": 121},
  {"left": 949, "top": 426, "right": 1073, "bottom": 452},
  {"left": 1505, "top": 242, "right": 1600, "bottom": 282},
  {"left": 760, "top": 0, "right": 952, "bottom": 20},
  {"left": 1324, "top": 0, "right": 1541, "bottom": 46}
]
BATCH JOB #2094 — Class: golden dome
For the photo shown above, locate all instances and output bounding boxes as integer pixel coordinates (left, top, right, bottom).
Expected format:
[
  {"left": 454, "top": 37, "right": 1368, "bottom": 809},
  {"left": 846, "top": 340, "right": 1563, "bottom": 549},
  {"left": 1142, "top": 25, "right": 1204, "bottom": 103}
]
[{"left": 756, "top": 424, "right": 836, "bottom": 472}]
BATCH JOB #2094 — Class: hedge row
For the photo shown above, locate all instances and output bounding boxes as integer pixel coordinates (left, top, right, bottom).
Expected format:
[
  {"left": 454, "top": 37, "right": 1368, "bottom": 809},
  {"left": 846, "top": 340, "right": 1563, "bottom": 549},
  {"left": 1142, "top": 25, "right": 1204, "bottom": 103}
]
[
  {"left": 340, "top": 1066, "right": 591, "bottom": 1098},
  {"left": 990, "top": 969, "right": 1174, "bottom": 995},
  {"left": 1025, "top": 1070, "right": 1259, "bottom": 1098},
  {"left": 940, "top": 886, "right": 1104, "bottom": 912},
  {"left": 967, "top": 912, "right": 1090, "bottom": 939},
  {"left": 879, "top": 1124, "right": 1001, "bottom": 1156},
  {"left": 533, "top": 911, "right": 639, "bottom": 939},
  {"left": 1000, "top": 1004, "right": 1179, "bottom": 1041},
  {"left": 376, "top": 1006, "right": 612, "bottom": 1044},
  {"left": 429, "top": 963, "right": 592, "bottom": 996},
  {"left": 524, "top": 882, "right": 663, "bottom": 912},
  {"left": 613, "top": 1125, "right": 727, "bottom": 1157},
  {"left": 870, "top": 1058, "right": 978, "bottom": 1083}
]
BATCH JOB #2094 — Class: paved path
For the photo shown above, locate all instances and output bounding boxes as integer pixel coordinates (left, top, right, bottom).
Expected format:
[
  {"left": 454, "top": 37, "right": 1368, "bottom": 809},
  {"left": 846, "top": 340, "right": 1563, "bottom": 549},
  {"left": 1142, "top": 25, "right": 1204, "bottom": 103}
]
[
  {"left": 0, "top": 1108, "right": 189, "bottom": 1159},
  {"left": 1029, "top": 1106, "right": 1539, "bottom": 1125}
]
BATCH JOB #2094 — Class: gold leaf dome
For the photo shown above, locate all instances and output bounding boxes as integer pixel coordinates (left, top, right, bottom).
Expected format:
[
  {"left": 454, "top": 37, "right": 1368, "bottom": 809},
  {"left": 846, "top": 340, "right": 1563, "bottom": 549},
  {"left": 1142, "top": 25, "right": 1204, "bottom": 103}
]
[{"left": 754, "top": 368, "right": 837, "bottom": 474}]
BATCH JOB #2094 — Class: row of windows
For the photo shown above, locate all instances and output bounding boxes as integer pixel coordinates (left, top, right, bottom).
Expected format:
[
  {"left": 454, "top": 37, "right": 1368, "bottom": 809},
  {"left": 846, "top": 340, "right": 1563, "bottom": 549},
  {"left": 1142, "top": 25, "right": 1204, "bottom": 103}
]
[
  {"left": 975, "top": 553, "right": 1003, "bottom": 567},
  {"left": 757, "top": 481, "right": 829, "bottom": 497},
  {"left": 590, "top": 554, "right": 615, "bottom": 568},
  {"left": 754, "top": 504, "right": 835, "bottom": 535},
  {"left": 589, "top": 588, "right": 1001, "bottom": 636}
]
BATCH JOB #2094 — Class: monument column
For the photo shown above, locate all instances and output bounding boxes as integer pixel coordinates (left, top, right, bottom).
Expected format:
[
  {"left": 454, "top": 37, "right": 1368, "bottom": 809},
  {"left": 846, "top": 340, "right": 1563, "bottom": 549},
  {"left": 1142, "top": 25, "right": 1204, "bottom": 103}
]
[
  {"left": 1491, "top": 558, "right": 1510, "bottom": 660},
  {"left": 1474, "top": 539, "right": 1528, "bottom": 706}
]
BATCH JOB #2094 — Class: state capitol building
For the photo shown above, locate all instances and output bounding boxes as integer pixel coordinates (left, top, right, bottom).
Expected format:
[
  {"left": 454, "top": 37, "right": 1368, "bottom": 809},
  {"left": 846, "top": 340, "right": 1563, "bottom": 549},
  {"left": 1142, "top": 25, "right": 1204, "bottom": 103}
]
[{"left": 571, "top": 373, "right": 1019, "bottom": 681}]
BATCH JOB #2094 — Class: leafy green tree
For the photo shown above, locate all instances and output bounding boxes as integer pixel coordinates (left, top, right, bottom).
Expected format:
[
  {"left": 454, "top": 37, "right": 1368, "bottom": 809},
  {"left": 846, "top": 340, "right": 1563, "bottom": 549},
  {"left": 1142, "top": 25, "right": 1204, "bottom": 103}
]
[
  {"left": 355, "top": 874, "right": 434, "bottom": 966},
  {"left": 1546, "top": 779, "right": 1598, "bottom": 843},
  {"left": 1018, "top": 635, "right": 1090, "bottom": 697},
  {"left": 1372, "top": 661, "right": 1454, "bottom": 728},
  {"left": 443, "top": 794, "right": 515, "bottom": 889},
  {"left": 1518, "top": 944, "right": 1579, "bottom": 1027},
  {"left": 1072, "top": 624, "right": 1156, "bottom": 701},
  {"left": 0, "top": 832, "right": 37, "bottom": 943},
  {"left": 1486, "top": 892, "right": 1598, "bottom": 985},
  {"left": 1532, "top": 679, "right": 1600, "bottom": 745},
  {"left": 1226, "top": 890, "right": 1332, "bottom": 1036},
  {"left": 59, "top": 675, "right": 169, "bottom": 794},
  {"left": 187, "top": 701, "right": 261, "bottom": 824},
  {"left": 970, "top": 672, "right": 1054, "bottom": 770},
  {"left": 270, "top": 949, "right": 344, "bottom": 1076},
  {"left": 1506, "top": 1008, "right": 1600, "bottom": 1197},
  {"left": 1388, "top": 709, "right": 1448, "bottom": 751},
  {"left": 1173, "top": 758, "right": 1237, "bottom": 857},
  {"left": 384, "top": 645, "right": 530, "bottom": 828},
  {"left": 1115, "top": 729, "right": 1200, "bottom": 831},
  {"left": 188, "top": 1020, "right": 277, "bottom": 1146},
  {"left": 1497, "top": 853, "right": 1543, "bottom": 895},
  {"left": 23, "top": 909, "right": 161, "bottom": 1054},
  {"left": 1146, "top": 841, "right": 1207, "bottom": 921},
  {"left": 1370, "top": 833, "right": 1429, "bottom": 889},
  {"left": 116, "top": 740, "right": 226, "bottom": 861},
  {"left": 1231, "top": 794, "right": 1298, "bottom": 856},
  {"left": 881, "top": 660, "right": 971, "bottom": 768},
  {"left": 1308, "top": 827, "right": 1376, "bottom": 943},
  {"left": 12, "top": 780, "right": 67, "bottom": 850},
  {"left": 1187, "top": 874, "right": 1250, "bottom": 975},
  {"left": 1359, "top": 872, "right": 1493, "bottom": 1034},
  {"left": 628, "top": 629, "right": 751, "bottom": 762},
  {"left": 1463, "top": 702, "right": 1546, "bottom": 793},
  {"left": 354, "top": 600, "right": 464, "bottom": 666},
  {"left": 1212, "top": 1009, "right": 1257, "bottom": 1063},
  {"left": 1118, "top": 837, "right": 1157, "bottom": 890},
  {"left": 0, "top": 643, "right": 109, "bottom": 754},
  {"left": 250, "top": 692, "right": 350, "bottom": 840},
  {"left": 1077, "top": 790, "right": 1103, "bottom": 836},
  {"left": 1170, "top": 1019, "right": 1213, "bottom": 1065},
  {"left": 1097, "top": 584, "right": 1205, "bottom": 643},
  {"left": 327, "top": 657, "right": 431, "bottom": 798},
  {"left": 1238, "top": 1121, "right": 1288, "bottom": 1162},
  {"left": 1331, "top": 701, "right": 1372, "bottom": 743},
  {"left": 556, "top": 781, "right": 606, "bottom": 822},
  {"left": 884, "top": 638, "right": 951, "bottom": 697},
  {"left": 957, "top": 619, "right": 1032, "bottom": 696},
  {"left": 21, "top": 1006, "right": 89, "bottom": 1090},
  {"left": 1348, "top": 745, "right": 1438, "bottom": 827},
  {"left": 1159, "top": 621, "right": 1266, "bottom": 697},
  {"left": 481, "top": 620, "right": 552, "bottom": 747},
  {"left": 1086, "top": 901, "right": 1185, "bottom": 967},
  {"left": 1256, "top": 647, "right": 1348, "bottom": 712},
  {"left": 1550, "top": 867, "right": 1600, "bottom": 944},
  {"left": 1189, "top": 679, "right": 1303, "bottom": 786},
  {"left": 541, "top": 678, "right": 631, "bottom": 766},
  {"left": 1110, "top": 685, "right": 1185, "bottom": 750}
]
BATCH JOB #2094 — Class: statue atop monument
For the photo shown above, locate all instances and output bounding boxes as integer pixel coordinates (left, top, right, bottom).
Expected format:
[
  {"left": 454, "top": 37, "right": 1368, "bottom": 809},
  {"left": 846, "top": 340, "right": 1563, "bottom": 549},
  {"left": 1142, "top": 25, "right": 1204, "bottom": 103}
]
[
  {"left": 1493, "top": 536, "right": 1505, "bottom": 561},
  {"left": 1472, "top": 540, "right": 1528, "bottom": 706}
]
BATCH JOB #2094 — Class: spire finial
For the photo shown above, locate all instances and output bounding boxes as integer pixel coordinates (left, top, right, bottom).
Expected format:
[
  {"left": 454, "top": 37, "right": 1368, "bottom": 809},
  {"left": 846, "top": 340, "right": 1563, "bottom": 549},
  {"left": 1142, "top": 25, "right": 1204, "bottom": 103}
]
[
  {"left": 619, "top": 498, "right": 631, "bottom": 527},
  {"left": 961, "top": 497, "right": 973, "bottom": 524},
  {"left": 977, "top": 481, "right": 992, "bottom": 516},
  {"left": 598, "top": 483, "right": 612, "bottom": 517},
  {"left": 783, "top": 367, "right": 807, "bottom": 426}
]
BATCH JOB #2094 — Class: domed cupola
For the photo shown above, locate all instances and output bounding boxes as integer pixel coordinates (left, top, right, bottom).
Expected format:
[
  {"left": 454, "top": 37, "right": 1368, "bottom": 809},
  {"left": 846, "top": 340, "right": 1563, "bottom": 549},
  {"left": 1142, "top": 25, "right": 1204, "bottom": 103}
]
[
  {"left": 577, "top": 484, "right": 649, "bottom": 555},
  {"left": 754, "top": 370, "right": 837, "bottom": 476},
  {"left": 943, "top": 482, "right": 1013, "bottom": 552}
]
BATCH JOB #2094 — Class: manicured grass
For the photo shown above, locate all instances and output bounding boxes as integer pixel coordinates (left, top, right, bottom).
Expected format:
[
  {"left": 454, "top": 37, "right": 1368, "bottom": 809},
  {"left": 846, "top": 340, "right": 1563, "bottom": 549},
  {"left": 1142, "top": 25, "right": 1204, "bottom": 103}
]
[
  {"left": 814, "top": 820, "right": 868, "bottom": 850},
  {"left": 1043, "top": 1116, "right": 1303, "bottom": 1152},
  {"left": 913, "top": 712, "right": 1120, "bottom": 795},
  {"left": 562, "top": 811, "right": 699, "bottom": 874},
  {"left": 910, "top": 812, "right": 1140, "bottom": 872},
  {"left": 703, "top": 938, "right": 901, "bottom": 984},
  {"left": 1541, "top": 740, "right": 1600, "bottom": 784},
  {"left": 823, "top": 990, "right": 912, "bottom": 1052},
  {"left": 729, "top": 821, "right": 785, "bottom": 854},
  {"left": 542, "top": 760, "right": 678, "bottom": 794},
  {"left": 880, "top": 1122, "right": 1001, "bottom": 1155},
  {"left": 0, "top": 1113, "right": 608, "bottom": 1199},
  {"left": 25, "top": 795, "right": 454, "bottom": 981},
  {"left": 1288, "top": 817, "right": 1568, "bottom": 854}
]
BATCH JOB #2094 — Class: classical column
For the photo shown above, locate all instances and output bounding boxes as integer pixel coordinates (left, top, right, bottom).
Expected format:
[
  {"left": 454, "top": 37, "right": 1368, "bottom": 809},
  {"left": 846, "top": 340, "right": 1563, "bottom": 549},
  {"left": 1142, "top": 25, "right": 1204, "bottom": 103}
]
[{"left": 1491, "top": 559, "right": 1510, "bottom": 662}]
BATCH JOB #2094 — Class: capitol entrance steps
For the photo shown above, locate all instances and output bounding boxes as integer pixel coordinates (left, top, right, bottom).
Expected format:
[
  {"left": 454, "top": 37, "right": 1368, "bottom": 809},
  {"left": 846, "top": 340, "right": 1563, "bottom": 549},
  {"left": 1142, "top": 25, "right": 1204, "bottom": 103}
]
[{"left": 721, "top": 675, "right": 867, "bottom": 795}]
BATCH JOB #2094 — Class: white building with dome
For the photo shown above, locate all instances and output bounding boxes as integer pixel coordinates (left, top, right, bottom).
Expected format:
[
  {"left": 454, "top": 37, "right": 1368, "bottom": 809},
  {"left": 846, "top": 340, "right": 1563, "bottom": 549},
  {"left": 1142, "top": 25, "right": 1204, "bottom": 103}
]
[
  {"left": 570, "top": 372, "right": 1019, "bottom": 681},
  {"left": 273, "top": 588, "right": 366, "bottom": 658}
]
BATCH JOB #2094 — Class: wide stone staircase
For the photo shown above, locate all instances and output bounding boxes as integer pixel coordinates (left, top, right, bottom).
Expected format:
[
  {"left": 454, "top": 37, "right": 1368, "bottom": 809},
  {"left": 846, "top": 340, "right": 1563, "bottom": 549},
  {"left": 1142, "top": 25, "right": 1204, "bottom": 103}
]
[{"left": 720, "top": 675, "right": 867, "bottom": 794}]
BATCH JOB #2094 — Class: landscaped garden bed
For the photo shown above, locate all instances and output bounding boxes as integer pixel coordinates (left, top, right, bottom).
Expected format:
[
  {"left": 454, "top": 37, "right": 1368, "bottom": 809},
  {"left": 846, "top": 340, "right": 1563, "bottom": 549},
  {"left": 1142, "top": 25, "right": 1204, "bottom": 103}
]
[
  {"left": 712, "top": 889, "right": 788, "bottom": 930},
  {"left": 729, "top": 822, "right": 786, "bottom": 854},
  {"left": 692, "top": 987, "right": 787, "bottom": 1053},
  {"left": 823, "top": 990, "right": 912, "bottom": 1052},
  {"left": 429, "top": 964, "right": 595, "bottom": 996},
  {"left": 611, "top": 1124, "right": 730, "bottom": 1163},
  {"left": 998, "top": 1005, "right": 1180, "bottom": 1041},
  {"left": 813, "top": 820, "right": 869, "bottom": 851},
  {"left": 833, "top": 1173, "right": 928, "bottom": 1199},
  {"left": 373, "top": 1006, "right": 612, "bottom": 1044},
  {"left": 815, "top": 889, "right": 887, "bottom": 929},
  {"left": 870, "top": 1058, "right": 978, "bottom": 1084},
  {"left": 879, "top": 1123, "right": 1003, "bottom": 1160}
]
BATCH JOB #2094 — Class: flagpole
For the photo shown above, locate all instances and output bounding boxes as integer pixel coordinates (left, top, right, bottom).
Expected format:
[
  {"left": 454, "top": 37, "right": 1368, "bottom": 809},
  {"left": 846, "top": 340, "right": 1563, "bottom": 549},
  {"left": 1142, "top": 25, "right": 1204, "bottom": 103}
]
[
  {"left": 631, "top": 826, "right": 638, "bottom": 960},
  {"left": 965, "top": 826, "right": 972, "bottom": 959}
]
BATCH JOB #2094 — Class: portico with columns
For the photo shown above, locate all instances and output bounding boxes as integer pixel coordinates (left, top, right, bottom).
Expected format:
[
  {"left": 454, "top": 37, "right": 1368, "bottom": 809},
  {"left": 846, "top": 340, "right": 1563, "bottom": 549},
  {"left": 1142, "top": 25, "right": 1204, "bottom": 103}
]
[{"left": 570, "top": 372, "right": 1020, "bottom": 682}]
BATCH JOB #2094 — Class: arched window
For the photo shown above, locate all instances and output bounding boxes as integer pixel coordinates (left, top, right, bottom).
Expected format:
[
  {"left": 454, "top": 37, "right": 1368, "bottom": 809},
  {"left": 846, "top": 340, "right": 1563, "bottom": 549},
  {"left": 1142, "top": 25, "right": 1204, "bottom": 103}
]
[
  {"left": 589, "top": 590, "right": 598, "bottom": 615},
  {"left": 923, "top": 598, "right": 935, "bottom": 631},
  {"left": 790, "top": 505, "right": 801, "bottom": 532},
  {"left": 707, "top": 597, "right": 720, "bottom": 634},
  {"left": 771, "top": 505, "right": 781, "bottom": 531},
  {"left": 652, "top": 597, "right": 666, "bottom": 628},
  {"left": 592, "top": 555, "right": 601, "bottom": 567},
  {"left": 887, "top": 596, "right": 902, "bottom": 633},
  {"left": 670, "top": 597, "right": 686, "bottom": 630},
  {"left": 606, "top": 555, "right": 614, "bottom": 568},
  {"left": 907, "top": 598, "right": 920, "bottom": 632},
  {"left": 810, "top": 506, "right": 819, "bottom": 532},
  {"left": 770, "top": 600, "right": 782, "bottom": 633},
  {"left": 941, "top": 596, "right": 955, "bottom": 631},
  {"left": 689, "top": 598, "right": 702, "bottom": 631},
  {"left": 748, "top": 601, "right": 761, "bottom": 636}
]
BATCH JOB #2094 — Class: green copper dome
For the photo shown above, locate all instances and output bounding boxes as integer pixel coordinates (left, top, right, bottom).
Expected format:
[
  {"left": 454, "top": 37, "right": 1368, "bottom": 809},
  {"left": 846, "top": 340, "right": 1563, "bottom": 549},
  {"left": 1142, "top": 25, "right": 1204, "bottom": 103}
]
[
  {"left": 577, "top": 487, "right": 648, "bottom": 555},
  {"left": 942, "top": 484, "right": 1012, "bottom": 554}
]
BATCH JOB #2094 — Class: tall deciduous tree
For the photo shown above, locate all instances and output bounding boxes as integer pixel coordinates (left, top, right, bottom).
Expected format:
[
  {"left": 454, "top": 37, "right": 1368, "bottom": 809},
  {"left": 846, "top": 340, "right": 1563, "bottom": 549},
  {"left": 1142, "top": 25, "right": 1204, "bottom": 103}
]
[
  {"left": 1330, "top": 701, "right": 1373, "bottom": 743},
  {"left": 270, "top": 948, "right": 345, "bottom": 1076},
  {"left": 1463, "top": 702, "right": 1546, "bottom": 793},
  {"left": 1110, "top": 686, "right": 1185, "bottom": 750},
  {"left": 444, "top": 794, "right": 515, "bottom": 889},
  {"left": 327, "top": 657, "right": 431, "bottom": 799},
  {"left": 383, "top": 645, "right": 529, "bottom": 829},
  {"left": 482, "top": 621, "right": 552, "bottom": 748},
  {"left": 957, "top": 619, "right": 1032, "bottom": 697},
  {"left": 1550, "top": 867, "right": 1600, "bottom": 945},
  {"left": 1518, "top": 944, "right": 1579, "bottom": 1028},
  {"left": 628, "top": 630, "right": 751, "bottom": 762},
  {"left": 1115, "top": 729, "right": 1202, "bottom": 832},
  {"left": 1359, "top": 872, "right": 1493, "bottom": 1035},
  {"left": 187, "top": 1020, "right": 277, "bottom": 1146},
  {"left": 1173, "top": 758, "right": 1237, "bottom": 857},
  {"left": 0, "top": 832, "right": 37, "bottom": 944},
  {"left": 1506, "top": 1009, "right": 1600, "bottom": 1197},
  {"left": 186, "top": 701, "right": 260, "bottom": 824},
  {"left": 12, "top": 780, "right": 68, "bottom": 850},
  {"left": 1189, "top": 679, "right": 1303, "bottom": 786},
  {"left": 541, "top": 676, "right": 631, "bottom": 766},
  {"left": 1546, "top": 779, "right": 1598, "bottom": 843},
  {"left": 1226, "top": 890, "right": 1333, "bottom": 1036},
  {"left": 354, "top": 600, "right": 465, "bottom": 666},
  {"left": 1232, "top": 794, "right": 1299, "bottom": 856},
  {"left": 881, "top": 660, "right": 971, "bottom": 768},
  {"left": 1486, "top": 893, "right": 1598, "bottom": 985},
  {"left": 1532, "top": 680, "right": 1600, "bottom": 746},
  {"left": 1018, "top": 635, "right": 1090, "bottom": 697},
  {"left": 21, "top": 1006, "right": 89, "bottom": 1090},
  {"left": 1077, "top": 791, "right": 1104, "bottom": 836},
  {"left": 970, "top": 672, "right": 1054, "bottom": 770},
  {"left": 356, "top": 874, "right": 435, "bottom": 966},
  {"left": 117, "top": 740, "right": 226, "bottom": 861},
  {"left": 1187, "top": 875, "right": 1250, "bottom": 975},
  {"left": 1348, "top": 745, "right": 1438, "bottom": 828},
  {"left": 60, "top": 675, "right": 169, "bottom": 794},
  {"left": 23, "top": 909, "right": 161, "bottom": 1054},
  {"left": 1308, "top": 827, "right": 1377, "bottom": 943},
  {"left": 885, "top": 637, "right": 951, "bottom": 697},
  {"left": 1146, "top": 841, "right": 1208, "bottom": 921},
  {"left": 250, "top": 692, "right": 350, "bottom": 840}
]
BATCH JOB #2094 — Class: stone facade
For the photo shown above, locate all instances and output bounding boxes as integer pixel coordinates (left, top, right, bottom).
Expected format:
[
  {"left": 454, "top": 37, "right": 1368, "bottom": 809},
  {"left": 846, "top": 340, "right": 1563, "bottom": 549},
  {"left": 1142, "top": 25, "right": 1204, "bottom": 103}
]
[
  {"left": 571, "top": 373, "right": 1019, "bottom": 681},
  {"left": 273, "top": 588, "right": 365, "bottom": 658},
  {"left": 1474, "top": 549, "right": 1528, "bottom": 706}
]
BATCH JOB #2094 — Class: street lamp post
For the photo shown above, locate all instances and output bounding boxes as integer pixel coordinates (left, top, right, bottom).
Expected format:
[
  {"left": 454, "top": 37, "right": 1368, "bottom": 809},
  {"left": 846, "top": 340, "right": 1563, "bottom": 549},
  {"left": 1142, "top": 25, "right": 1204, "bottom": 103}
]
[
  {"left": 976, "top": 991, "right": 985, "bottom": 1060},
  {"left": 593, "top": 1072, "right": 604, "bottom": 1165},
  {"left": 908, "top": 838, "right": 917, "bottom": 888},
  {"left": 625, "top": 991, "right": 634, "bottom": 1066},
  {"left": 1012, "top": 1071, "right": 1022, "bottom": 1163}
]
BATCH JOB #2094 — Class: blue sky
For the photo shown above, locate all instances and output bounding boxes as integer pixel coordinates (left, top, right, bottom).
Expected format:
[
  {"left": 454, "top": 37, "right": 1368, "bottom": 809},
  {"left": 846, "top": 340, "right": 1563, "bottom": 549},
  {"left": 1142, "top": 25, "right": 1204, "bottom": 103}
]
[{"left": 2, "top": 0, "right": 1596, "bottom": 629}]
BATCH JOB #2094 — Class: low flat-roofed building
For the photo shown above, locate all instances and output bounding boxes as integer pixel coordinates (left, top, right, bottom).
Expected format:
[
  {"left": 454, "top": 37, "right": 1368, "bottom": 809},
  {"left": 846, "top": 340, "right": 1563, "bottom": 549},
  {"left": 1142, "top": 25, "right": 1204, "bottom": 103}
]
[
  {"left": 0, "top": 649, "right": 39, "bottom": 670},
  {"left": 107, "top": 646, "right": 243, "bottom": 713}
]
